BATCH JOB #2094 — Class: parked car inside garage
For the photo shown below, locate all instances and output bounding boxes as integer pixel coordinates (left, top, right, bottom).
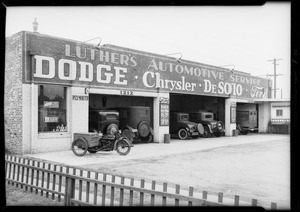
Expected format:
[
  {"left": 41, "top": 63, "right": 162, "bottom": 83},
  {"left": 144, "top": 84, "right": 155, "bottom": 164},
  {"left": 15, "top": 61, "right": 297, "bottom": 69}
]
[
  {"left": 89, "top": 110, "right": 119, "bottom": 135},
  {"left": 170, "top": 112, "right": 204, "bottom": 140},
  {"left": 189, "top": 111, "right": 224, "bottom": 137},
  {"left": 112, "top": 106, "right": 154, "bottom": 143}
]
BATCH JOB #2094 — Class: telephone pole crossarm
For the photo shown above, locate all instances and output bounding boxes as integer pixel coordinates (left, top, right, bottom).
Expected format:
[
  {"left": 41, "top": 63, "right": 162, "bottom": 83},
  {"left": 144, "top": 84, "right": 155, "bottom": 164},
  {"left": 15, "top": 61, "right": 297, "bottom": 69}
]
[{"left": 267, "top": 58, "right": 283, "bottom": 99}]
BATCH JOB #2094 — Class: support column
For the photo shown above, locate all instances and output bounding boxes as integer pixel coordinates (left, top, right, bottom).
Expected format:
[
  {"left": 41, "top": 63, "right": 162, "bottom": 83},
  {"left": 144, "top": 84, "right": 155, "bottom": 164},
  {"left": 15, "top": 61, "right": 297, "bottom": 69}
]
[
  {"left": 153, "top": 92, "right": 170, "bottom": 143},
  {"left": 225, "top": 98, "right": 236, "bottom": 136},
  {"left": 70, "top": 87, "right": 89, "bottom": 140},
  {"left": 258, "top": 102, "right": 271, "bottom": 133}
]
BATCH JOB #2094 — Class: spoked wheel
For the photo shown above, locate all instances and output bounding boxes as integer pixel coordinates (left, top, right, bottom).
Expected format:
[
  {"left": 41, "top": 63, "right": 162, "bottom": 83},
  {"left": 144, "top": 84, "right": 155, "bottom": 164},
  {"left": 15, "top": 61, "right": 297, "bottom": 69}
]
[
  {"left": 203, "top": 126, "right": 211, "bottom": 138},
  {"left": 72, "top": 138, "right": 88, "bottom": 156},
  {"left": 116, "top": 139, "right": 131, "bottom": 156},
  {"left": 178, "top": 128, "right": 188, "bottom": 140}
]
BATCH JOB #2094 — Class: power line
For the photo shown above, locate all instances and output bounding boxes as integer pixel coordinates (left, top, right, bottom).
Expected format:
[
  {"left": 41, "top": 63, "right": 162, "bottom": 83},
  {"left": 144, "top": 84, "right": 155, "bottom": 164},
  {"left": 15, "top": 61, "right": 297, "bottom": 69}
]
[{"left": 267, "top": 58, "right": 283, "bottom": 99}]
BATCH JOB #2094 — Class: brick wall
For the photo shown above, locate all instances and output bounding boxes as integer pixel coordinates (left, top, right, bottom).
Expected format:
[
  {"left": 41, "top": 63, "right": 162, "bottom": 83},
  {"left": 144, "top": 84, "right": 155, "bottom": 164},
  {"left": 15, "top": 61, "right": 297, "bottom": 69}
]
[{"left": 5, "top": 32, "right": 24, "bottom": 155}]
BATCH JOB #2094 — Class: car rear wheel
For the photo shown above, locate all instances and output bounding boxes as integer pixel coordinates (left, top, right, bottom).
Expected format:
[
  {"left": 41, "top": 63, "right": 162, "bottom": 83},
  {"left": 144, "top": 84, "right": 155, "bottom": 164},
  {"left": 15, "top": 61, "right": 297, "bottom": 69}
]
[
  {"left": 178, "top": 129, "right": 188, "bottom": 140},
  {"left": 213, "top": 132, "right": 222, "bottom": 137},
  {"left": 203, "top": 126, "right": 211, "bottom": 138},
  {"left": 138, "top": 121, "right": 150, "bottom": 137},
  {"left": 141, "top": 133, "right": 153, "bottom": 143}
]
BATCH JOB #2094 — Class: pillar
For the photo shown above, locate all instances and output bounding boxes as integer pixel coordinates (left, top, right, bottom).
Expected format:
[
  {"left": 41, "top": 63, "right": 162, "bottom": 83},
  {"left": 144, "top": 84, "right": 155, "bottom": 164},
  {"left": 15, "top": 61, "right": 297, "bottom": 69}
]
[
  {"left": 153, "top": 91, "right": 170, "bottom": 143},
  {"left": 225, "top": 98, "right": 236, "bottom": 136}
]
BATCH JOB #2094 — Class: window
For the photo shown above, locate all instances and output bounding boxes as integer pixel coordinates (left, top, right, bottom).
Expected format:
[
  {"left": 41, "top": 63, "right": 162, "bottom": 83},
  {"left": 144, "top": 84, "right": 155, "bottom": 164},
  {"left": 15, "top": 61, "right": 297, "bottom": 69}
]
[
  {"left": 38, "top": 85, "right": 67, "bottom": 133},
  {"left": 276, "top": 109, "right": 283, "bottom": 117},
  {"left": 204, "top": 114, "right": 213, "bottom": 119}
]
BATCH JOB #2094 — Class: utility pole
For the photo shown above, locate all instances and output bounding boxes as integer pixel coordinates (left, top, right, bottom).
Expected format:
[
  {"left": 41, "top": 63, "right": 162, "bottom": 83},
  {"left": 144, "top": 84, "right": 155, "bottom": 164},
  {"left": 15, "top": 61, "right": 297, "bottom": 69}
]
[{"left": 267, "top": 58, "right": 283, "bottom": 99}]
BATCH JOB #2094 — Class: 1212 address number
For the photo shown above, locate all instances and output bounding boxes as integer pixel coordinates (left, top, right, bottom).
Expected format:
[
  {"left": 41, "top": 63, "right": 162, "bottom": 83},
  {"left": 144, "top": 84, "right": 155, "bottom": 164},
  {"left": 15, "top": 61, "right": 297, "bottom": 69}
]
[{"left": 120, "top": 90, "right": 133, "bottom": 96}]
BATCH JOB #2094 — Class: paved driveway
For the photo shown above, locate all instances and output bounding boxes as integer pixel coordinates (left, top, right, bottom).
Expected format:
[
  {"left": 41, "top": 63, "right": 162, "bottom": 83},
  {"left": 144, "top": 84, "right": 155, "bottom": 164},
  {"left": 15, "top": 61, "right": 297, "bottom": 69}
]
[{"left": 25, "top": 134, "right": 289, "bottom": 166}]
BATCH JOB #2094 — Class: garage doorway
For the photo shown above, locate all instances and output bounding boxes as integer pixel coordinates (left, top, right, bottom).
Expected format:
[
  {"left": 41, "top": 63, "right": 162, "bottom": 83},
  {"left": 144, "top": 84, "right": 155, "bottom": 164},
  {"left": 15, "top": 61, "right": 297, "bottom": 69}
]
[
  {"left": 88, "top": 94, "right": 154, "bottom": 138},
  {"left": 170, "top": 93, "right": 225, "bottom": 124}
]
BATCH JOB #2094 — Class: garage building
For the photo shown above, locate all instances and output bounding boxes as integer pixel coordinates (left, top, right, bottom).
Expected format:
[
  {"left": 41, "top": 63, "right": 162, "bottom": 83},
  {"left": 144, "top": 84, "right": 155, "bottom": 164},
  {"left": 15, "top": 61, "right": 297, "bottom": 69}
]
[{"left": 5, "top": 31, "right": 272, "bottom": 154}]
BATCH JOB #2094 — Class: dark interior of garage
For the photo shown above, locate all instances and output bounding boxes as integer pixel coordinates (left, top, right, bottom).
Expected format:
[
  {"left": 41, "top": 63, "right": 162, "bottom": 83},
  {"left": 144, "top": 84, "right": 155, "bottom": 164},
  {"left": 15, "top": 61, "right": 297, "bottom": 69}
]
[
  {"left": 89, "top": 93, "right": 154, "bottom": 128},
  {"left": 170, "top": 93, "right": 225, "bottom": 124}
]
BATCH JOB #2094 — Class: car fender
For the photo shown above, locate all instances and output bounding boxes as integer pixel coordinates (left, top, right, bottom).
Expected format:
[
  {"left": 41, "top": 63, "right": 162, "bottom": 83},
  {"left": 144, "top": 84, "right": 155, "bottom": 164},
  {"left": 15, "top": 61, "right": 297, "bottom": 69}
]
[{"left": 149, "top": 127, "right": 154, "bottom": 135}]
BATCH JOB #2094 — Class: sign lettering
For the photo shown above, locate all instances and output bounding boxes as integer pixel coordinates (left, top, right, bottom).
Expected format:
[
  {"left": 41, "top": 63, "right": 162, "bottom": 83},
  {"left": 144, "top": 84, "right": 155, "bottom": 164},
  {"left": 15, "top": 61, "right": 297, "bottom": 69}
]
[{"left": 25, "top": 34, "right": 269, "bottom": 99}]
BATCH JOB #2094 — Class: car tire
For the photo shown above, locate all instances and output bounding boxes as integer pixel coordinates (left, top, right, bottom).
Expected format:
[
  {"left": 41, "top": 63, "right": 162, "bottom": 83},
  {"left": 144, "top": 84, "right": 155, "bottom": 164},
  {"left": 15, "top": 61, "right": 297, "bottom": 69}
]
[
  {"left": 178, "top": 128, "right": 188, "bottom": 140},
  {"left": 241, "top": 130, "right": 249, "bottom": 135},
  {"left": 106, "top": 123, "right": 118, "bottom": 135},
  {"left": 141, "top": 133, "right": 153, "bottom": 143},
  {"left": 122, "top": 129, "right": 134, "bottom": 143},
  {"left": 137, "top": 121, "right": 150, "bottom": 137},
  {"left": 203, "top": 126, "right": 211, "bottom": 138},
  {"left": 197, "top": 123, "right": 204, "bottom": 136},
  {"left": 213, "top": 132, "right": 222, "bottom": 137}
]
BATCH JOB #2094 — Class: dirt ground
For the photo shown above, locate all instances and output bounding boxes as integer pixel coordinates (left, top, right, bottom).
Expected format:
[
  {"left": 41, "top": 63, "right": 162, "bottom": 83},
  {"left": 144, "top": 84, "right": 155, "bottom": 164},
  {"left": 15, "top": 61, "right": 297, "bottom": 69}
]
[{"left": 82, "top": 139, "right": 290, "bottom": 209}]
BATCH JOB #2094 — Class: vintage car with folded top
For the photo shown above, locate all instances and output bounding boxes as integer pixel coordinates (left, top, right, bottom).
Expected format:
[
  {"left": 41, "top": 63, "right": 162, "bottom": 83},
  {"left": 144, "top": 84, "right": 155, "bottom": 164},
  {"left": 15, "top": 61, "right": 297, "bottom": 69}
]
[
  {"left": 189, "top": 111, "right": 224, "bottom": 137},
  {"left": 170, "top": 112, "right": 204, "bottom": 140},
  {"left": 112, "top": 106, "right": 154, "bottom": 143},
  {"left": 89, "top": 110, "right": 119, "bottom": 134}
]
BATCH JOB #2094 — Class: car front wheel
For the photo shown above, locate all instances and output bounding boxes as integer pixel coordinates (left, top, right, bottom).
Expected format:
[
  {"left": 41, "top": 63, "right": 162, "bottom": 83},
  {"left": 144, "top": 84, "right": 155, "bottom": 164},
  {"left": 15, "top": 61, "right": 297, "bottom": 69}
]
[{"left": 178, "top": 129, "right": 188, "bottom": 140}]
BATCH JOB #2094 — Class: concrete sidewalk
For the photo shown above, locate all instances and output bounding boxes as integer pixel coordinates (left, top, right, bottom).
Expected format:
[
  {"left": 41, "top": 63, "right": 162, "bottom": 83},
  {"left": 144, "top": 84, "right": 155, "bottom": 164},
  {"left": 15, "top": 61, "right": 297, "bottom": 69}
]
[{"left": 24, "top": 134, "right": 289, "bottom": 166}]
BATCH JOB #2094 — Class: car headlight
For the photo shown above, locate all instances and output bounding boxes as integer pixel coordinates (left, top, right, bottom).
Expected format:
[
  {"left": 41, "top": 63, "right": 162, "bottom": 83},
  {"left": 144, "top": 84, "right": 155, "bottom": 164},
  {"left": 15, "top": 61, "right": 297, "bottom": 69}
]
[{"left": 188, "top": 125, "right": 195, "bottom": 132}]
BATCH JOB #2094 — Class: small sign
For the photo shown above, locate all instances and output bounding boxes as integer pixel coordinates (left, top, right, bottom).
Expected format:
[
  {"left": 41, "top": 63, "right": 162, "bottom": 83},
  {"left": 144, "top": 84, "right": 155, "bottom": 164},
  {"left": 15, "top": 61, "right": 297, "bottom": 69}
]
[
  {"left": 120, "top": 90, "right": 133, "bottom": 96},
  {"left": 44, "top": 101, "right": 59, "bottom": 108},
  {"left": 72, "top": 95, "right": 89, "bottom": 101},
  {"left": 160, "top": 102, "right": 169, "bottom": 126},
  {"left": 230, "top": 107, "right": 236, "bottom": 123},
  {"left": 44, "top": 117, "right": 59, "bottom": 123}
]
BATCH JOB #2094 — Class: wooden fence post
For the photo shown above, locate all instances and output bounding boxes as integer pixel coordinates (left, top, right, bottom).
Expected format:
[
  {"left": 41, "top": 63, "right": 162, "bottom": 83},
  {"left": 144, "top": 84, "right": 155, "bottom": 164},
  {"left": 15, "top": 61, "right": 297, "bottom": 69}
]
[
  {"left": 162, "top": 182, "right": 167, "bottom": 206},
  {"left": 64, "top": 176, "right": 75, "bottom": 206},
  {"left": 151, "top": 181, "right": 156, "bottom": 206},
  {"left": 218, "top": 192, "right": 223, "bottom": 203},
  {"left": 234, "top": 195, "right": 239, "bottom": 206},
  {"left": 175, "top": 184, "right": 180, "bottom": 206},
  {"left": 271, "top": 202, "right": 277, "bottom": 210},
  {"left": 252, "top": 199, "right": 258, "bottom": 206},
  {"left": 188, "top": 187, "right": 194, "bottom": 206}
]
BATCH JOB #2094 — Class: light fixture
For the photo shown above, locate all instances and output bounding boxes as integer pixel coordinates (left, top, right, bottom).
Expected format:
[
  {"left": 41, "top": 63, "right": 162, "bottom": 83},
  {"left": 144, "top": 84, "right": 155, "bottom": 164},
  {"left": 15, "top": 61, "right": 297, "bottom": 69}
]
[
  {"left": 220, "top": 64, "right": 235, "bottom": 73},
  {"left": 164, "top": 52, "right": 182, "bottom": 63},
  {"left": 78, "top": 36, "right": 102, "bottom": 49}
]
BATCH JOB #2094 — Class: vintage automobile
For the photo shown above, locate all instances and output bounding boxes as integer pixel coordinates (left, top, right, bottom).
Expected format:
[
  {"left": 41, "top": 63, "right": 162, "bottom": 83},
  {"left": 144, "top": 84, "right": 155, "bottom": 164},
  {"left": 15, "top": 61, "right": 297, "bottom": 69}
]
[
  {"left": 170, "top": 112, "right": 204, "bottom": 140},
  {"left": 89, "top": 110, "right": 119, "bottom": 135},
  {"left": 112, "top": 106, "right": 154, "bottom": 143},
  {"left": 189, "top": 111, "right": 224, "bottom": 137}
]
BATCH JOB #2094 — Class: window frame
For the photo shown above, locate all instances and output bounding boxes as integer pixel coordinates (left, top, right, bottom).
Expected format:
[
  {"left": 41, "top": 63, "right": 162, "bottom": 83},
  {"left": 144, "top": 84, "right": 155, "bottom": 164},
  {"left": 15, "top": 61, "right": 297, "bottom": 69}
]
[
  {"left": 276, "top": 109, "right": 283, "bottom": 117},
  {"left": 37, "top": 84, "right": 69, "bottom": 135}
]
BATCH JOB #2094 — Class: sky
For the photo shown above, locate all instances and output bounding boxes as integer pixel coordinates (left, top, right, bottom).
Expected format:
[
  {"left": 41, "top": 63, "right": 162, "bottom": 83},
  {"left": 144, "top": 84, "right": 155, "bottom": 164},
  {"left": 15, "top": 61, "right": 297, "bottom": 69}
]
[{"left": 5, "top": 3, "right": 291, "bottom": 99}]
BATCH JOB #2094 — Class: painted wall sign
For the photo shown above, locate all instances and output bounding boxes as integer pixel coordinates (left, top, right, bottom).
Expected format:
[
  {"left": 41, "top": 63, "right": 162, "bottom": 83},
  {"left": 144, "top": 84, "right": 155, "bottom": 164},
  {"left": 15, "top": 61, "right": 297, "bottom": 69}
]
[
  {"left": 24, "top": 32, "right": 269, "bottom": 99},
  {"left": 72, "top": 95, "right": 88, "bottom": 101},
  {"left": 159, "top": 97, "right": 170, "bottom": 126}
]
